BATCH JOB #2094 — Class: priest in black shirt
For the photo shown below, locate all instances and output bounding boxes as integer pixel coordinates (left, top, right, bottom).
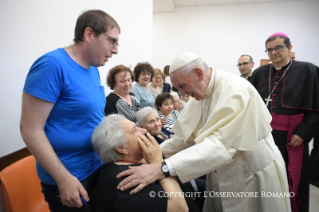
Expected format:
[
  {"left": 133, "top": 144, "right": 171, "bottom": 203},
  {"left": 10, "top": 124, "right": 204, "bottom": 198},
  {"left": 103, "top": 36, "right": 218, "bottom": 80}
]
[{"left": 250, "top": 32, "right": 319, "bottom": 212}]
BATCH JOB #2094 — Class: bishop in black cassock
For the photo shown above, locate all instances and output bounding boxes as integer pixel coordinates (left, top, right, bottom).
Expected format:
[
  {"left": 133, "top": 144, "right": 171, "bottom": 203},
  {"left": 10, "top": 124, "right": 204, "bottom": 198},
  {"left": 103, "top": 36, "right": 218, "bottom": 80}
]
[{"left": 250, "top": 32, "right": 319, "bottom": 212}]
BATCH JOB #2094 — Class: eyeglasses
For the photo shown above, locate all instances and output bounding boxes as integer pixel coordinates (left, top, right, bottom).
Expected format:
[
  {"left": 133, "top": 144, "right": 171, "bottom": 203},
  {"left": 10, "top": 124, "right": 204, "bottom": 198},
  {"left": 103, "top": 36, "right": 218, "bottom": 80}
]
[
  {"left": 265, "top": 45, "right": 287, "bottom": 54},
  {"left": 100, "top": 32, "right": 119, "bottom": 47},
  {"left": 173, "top": 99, "right": 182, "bottom": 104},
  {"left": 153, "top": 77, "right": 163, "bottom": 80},
  {"left": 236, "top": 62, "right": 252, "bottom": 67}
]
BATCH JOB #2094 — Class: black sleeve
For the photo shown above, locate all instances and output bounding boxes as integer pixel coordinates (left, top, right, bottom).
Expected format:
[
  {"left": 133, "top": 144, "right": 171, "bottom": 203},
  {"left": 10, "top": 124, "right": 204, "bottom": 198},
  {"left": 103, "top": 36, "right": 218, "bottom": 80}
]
[
  {"left": 294, "top": 110, "right": 319, "bottom": 142},
  {"left": 129, "top": 92, "right": 135, "bottom": 96},
  {"left": 94, "top": 163, "right": 198, "bottom": 212},
  {"left": 104, "top": 93, "right": 119, "bottom": 116},
  {"left": 115, "top": 181, "right": 168, "bottom": 212},
  {"left": 94, "top": 164, "right": 167, "bottom": 212}
]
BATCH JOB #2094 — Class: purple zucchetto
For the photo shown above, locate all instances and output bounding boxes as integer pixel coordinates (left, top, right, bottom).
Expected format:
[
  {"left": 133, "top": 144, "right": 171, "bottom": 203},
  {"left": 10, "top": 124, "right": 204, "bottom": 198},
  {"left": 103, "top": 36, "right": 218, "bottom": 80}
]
[{"left": 269, "top": 32, "right": 289, "bottom": 38}]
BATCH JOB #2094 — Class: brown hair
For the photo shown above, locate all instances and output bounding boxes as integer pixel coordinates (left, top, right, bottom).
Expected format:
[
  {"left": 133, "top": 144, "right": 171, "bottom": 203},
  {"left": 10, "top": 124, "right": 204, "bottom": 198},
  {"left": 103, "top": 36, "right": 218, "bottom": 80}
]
[
  {"left": 155, "top": 93, "right": 173, "bottom": 111},
  {"left": 106, "top": 65, "right": 134, "bottom": 89},
  {"left": 133, "top": 62, "right": 154, "bottom": 83},
  {"left": 163, "top": 65, "right": 170, "bottom": 78},
  {"left": 74, "top": 10, "right": 121, "bottom": 44},
  {"left": 265, "top": 36, "right": 291, "bottom": 48}
]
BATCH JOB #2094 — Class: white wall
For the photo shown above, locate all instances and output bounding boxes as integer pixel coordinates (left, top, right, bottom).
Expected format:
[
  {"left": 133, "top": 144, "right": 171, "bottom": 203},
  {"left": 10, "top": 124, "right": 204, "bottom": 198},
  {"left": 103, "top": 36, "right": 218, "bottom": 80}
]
[
  {"left": 0, "top": 0, "right": 153, "bottom": 157},
  {"left": 153, "top": 0, "right": 319, "bottom": 75}
]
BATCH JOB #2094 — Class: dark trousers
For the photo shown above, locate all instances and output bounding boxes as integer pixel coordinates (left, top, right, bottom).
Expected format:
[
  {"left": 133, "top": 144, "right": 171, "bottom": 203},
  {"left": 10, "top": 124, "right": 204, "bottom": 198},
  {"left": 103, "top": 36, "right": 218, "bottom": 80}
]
[
  {"left": 310, "top": 132, "right": 319, "bottom": 187},
  {"left": 41, "top": 168, "right": 100, "bottom": 212}
]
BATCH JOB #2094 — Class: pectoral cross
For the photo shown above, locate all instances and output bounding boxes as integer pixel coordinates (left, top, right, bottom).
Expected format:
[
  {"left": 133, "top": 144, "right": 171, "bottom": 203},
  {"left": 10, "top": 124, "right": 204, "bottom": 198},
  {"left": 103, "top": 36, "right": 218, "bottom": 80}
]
[{"left": 265, "top": 96, "right": 272, "bottom": 107}]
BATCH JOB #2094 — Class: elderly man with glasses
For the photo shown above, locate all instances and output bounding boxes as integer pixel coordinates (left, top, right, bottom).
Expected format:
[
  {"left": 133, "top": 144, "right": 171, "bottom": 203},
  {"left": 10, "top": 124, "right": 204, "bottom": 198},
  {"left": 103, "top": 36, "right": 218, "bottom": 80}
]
[
  {"left": 250, "top": 32, "right": 319, "bottom": 212},
  {"left": 237, "top": 54, "right": 254, "bottom": 81}
]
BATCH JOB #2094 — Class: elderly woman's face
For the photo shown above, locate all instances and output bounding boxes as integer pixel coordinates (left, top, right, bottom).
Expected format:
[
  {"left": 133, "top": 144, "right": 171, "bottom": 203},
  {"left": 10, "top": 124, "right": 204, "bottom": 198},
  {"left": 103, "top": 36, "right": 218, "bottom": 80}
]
[
  {"left": 173, "top": 96, "right": 183, "bottom": 111},
  {"left": 113, "top": 71, "right": 132, "bottom": 95},
  {"left": 138, "top": 70, "right": 151, "bottom": 87},
  {"left": 122, "top": 119, "right": 147, "bottom": 159},
  {"left": 143, "top": 112, "right": 162, "bottom": 136}
]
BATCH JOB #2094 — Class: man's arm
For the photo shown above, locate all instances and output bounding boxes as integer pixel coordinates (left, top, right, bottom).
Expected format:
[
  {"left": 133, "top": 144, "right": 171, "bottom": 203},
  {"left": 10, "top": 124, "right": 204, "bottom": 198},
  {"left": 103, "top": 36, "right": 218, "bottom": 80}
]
[
  {"left": 20, "top": 92, "right": 87, "bottom": 207},
  {"left": 292, "top": 110, "right": 319, "bottom": 145}
]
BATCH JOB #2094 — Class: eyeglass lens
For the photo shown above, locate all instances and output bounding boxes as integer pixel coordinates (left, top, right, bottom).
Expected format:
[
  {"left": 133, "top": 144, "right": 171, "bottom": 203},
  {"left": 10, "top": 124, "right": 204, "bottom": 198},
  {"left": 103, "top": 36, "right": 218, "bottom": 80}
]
[
  {"left": 266, "top": 45, "right": 285, "bottom": 54},
  {"left": 102, "top": 33, "right": 119, "bottom": 47}
]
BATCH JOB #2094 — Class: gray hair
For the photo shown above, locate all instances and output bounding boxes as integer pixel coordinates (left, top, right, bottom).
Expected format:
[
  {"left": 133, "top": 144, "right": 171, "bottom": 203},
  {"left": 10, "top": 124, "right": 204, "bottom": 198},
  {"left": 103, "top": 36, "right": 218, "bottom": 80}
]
[
  {"left": 180, "top": 58, "right": 208, "bottom": 76},
  {"left": 170, "top": 92, "right": 179, "bottom": 98},
  {"left": 136, "top": 106, "right": 158, "bottom": 127},
  {"left": 92, "top": 114, "right": 127, "bottom": 163}
]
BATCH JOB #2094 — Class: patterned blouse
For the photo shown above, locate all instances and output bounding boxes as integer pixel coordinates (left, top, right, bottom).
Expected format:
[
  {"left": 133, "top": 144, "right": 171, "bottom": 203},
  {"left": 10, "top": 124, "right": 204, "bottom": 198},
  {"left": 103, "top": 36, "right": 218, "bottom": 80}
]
[{"left": 104, "top": 92, "right": 140, "bottom": 122}]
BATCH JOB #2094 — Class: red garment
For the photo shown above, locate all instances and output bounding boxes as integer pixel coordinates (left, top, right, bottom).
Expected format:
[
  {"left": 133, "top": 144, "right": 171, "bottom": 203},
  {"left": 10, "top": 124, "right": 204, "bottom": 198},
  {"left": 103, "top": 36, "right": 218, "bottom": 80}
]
[{"left": 271, "top": 113, "right": 304, "bottom": 212}]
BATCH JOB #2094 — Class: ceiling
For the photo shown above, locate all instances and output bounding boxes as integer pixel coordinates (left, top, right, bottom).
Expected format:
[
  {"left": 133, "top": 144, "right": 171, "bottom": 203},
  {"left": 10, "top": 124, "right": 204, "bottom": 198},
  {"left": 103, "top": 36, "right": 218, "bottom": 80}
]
[{"left": 153, "top": 0, "right": 307, "bottom": 13}]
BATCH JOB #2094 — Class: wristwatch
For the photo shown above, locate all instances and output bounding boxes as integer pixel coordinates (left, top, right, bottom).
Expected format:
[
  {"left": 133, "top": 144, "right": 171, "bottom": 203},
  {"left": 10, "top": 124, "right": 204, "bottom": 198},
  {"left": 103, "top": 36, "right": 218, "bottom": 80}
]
[{"left": 161, "top": 161, "right": 170, "bottom": 178}]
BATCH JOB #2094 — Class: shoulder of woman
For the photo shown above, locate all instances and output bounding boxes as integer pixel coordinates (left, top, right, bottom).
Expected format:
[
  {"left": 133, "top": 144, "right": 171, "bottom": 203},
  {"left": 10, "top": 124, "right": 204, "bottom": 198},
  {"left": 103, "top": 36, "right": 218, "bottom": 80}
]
[{"left": 106, "top": 92, "right": 120, "bottom": 101}]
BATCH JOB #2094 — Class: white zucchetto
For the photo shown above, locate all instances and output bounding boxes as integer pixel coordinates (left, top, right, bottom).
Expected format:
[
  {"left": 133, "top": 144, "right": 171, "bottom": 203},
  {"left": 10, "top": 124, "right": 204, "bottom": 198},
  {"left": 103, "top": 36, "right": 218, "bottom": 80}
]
[{"left": 169, "top": 52, "right": 199, "bottom": 73}]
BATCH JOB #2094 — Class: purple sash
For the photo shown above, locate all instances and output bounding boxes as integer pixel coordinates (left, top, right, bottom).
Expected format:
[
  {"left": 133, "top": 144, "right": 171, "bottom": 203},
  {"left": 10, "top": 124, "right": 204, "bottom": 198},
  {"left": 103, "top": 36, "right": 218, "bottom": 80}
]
[{"left": 271, "top": 113, "right": 304, "bottom": 212}]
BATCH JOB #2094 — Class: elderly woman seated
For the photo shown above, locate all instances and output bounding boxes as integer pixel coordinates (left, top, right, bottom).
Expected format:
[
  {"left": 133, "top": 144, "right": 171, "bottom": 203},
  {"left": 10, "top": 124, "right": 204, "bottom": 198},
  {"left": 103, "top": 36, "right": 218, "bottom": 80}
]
[
  {"left": 136, "top": 107, "right": 173, "bottom": 144},
  {"left": 91, "top": 114, "right": 198, "bottom": 212},
  {"left": 136, "top": 107, "right": 206, "bottom": 211}
]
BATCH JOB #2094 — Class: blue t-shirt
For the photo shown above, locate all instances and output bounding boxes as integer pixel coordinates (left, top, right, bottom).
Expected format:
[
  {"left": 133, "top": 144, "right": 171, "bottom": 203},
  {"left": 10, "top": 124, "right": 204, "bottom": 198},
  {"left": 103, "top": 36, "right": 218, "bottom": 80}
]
[{"left": 23, "top": 48, "right": 104, "bottom": 185}]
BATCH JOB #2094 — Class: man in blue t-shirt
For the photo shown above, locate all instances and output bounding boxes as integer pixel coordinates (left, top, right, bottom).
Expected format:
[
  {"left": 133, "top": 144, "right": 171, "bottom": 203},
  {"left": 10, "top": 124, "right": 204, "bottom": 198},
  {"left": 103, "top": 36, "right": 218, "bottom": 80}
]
[{"left": 20, "top": 10, "right": 120, "bottom": 211}]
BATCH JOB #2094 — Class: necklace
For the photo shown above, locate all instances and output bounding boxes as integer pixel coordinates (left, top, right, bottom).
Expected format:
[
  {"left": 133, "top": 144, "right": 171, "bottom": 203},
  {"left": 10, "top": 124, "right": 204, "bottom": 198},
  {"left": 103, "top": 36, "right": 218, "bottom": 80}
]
[
  {"left": 72, "top": 46, "right": 79, "bottom": 64},
  {"left": 113, "top": 91, "right": 132, "bottom": 104},
  {"left": 265, "top": 60, "right": 292, "bottom": 107},
  {"left": 115, "top": 160, "right": 136, "bottom": 164},
  {"left": 113, "top": 91, "right": 123, "bottom": 98},
  {"left": 72, "top": 45, "right": 81, "bottom": 67},
  {"left": 151, "top": 84, "right": 161, "bottom": 93}
]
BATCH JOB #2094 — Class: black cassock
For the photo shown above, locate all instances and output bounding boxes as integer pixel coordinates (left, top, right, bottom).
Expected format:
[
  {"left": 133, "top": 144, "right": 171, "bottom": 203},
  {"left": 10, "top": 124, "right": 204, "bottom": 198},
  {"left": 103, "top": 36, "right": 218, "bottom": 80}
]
[{"left": 250, "top": 60, "right": 319, "bottom": 212}]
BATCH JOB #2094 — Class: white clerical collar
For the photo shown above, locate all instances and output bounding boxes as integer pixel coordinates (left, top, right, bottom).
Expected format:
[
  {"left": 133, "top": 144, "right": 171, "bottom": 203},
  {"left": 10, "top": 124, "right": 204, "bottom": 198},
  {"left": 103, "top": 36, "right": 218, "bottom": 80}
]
[
  {"left": 274, "top": 59, "right": 291, "bottom": 70},
  {"left": 241, "top": 75, "right": 251, "bottom": 79},
  {"left": 204, "top": 68, "right": 216, "bottom": 99}
]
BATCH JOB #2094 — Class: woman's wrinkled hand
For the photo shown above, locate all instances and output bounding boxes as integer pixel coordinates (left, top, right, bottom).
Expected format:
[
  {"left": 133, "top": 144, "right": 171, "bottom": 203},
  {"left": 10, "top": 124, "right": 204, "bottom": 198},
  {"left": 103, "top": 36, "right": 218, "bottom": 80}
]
[{"left": 137, "top": 132, "right": 163, "bottom": 164}]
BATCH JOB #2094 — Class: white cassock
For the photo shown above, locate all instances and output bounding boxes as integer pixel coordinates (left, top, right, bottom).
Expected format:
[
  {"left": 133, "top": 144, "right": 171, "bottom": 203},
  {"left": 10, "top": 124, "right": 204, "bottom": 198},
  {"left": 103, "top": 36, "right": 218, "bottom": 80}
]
[{"left": 160, "top": 69, "right": 291, "bottom": 212}]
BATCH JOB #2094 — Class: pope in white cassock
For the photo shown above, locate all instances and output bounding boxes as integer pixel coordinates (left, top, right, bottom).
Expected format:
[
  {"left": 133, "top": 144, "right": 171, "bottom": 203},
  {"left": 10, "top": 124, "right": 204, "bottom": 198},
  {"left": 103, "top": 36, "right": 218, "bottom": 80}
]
[{"left": 117, "top": 52, "right": 291, "bottom": 212}]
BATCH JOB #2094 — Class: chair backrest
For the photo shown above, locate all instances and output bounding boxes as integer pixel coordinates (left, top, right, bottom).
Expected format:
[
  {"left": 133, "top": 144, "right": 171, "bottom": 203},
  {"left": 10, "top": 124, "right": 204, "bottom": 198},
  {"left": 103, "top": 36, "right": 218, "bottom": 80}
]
[{"left": 0, "top": 155, "right": 50, "bottom": 212}]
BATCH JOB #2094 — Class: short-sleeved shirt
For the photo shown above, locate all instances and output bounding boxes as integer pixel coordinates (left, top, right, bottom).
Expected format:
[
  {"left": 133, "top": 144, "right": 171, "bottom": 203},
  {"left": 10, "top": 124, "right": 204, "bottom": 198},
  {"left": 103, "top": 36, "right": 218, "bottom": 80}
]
[
  {"left": 131, "top": 83, "right": 155, "bottom": 108},
  {"left": 93, "top": 163, "right": 199, "bottom": 212},
  {"left": 23, "top": 48, "right": 104, "bottom": 185},
  {"left": 104, "top": 92, "right": 140, "bottom": 122}
]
